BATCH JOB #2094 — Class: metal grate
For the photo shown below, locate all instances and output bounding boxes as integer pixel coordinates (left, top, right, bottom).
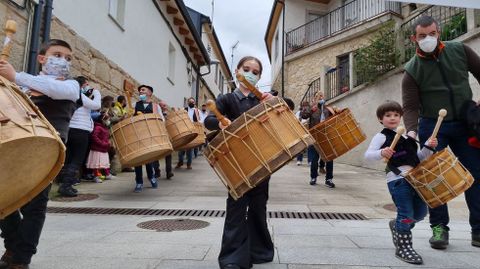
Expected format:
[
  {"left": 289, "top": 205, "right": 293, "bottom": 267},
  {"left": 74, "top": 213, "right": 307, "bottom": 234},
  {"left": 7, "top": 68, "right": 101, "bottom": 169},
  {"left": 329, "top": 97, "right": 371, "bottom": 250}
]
[
  {"left": 51, "top": 194, "right": 99, "bottom": 202},
  {"left": 137, "top": 219, "right": 210, "bottom": 232},
  {"left": 47, "top": 207, "right": 367, "bottom": 220}
]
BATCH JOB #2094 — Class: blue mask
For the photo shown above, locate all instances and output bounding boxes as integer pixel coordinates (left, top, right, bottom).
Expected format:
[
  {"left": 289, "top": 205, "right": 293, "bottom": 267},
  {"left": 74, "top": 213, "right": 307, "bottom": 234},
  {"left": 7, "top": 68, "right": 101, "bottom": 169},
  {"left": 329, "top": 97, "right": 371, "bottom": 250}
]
[
  {"left": 139, "top": 94, "right": 147, "bottom": 102},
  {"left": 242, "top": 71, "right": 259, "bottom": 86}
]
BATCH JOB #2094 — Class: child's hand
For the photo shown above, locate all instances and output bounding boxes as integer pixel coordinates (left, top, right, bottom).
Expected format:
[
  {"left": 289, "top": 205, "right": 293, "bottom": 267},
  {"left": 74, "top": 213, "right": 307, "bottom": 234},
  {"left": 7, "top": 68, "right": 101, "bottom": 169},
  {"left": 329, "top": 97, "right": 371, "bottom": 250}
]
[
  {"left": 407, "top": 131, "right": 417, "bottom": 139},
  {"left": 381, "top": 147, "right": 395, "bottom": 159},
  {"left": 261, "top": 92, "right": 274, "bottom": 102},
  {"left": 0, "top": 60, "right": 16, "bottom": 82},
  {"left": 427, "top": 137, "right": 438, "bottom": 148},
  {"left": 218, "top": 118, "right": 231, "bottom": 130}
]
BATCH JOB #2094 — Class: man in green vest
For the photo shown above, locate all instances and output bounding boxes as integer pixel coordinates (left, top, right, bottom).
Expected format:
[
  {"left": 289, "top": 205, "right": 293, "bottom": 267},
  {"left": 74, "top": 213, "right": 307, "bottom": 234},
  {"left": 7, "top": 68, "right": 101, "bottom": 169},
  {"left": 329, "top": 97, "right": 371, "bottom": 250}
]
[{"left": 402, "top": 15, "right": 480, "bottom": 250}]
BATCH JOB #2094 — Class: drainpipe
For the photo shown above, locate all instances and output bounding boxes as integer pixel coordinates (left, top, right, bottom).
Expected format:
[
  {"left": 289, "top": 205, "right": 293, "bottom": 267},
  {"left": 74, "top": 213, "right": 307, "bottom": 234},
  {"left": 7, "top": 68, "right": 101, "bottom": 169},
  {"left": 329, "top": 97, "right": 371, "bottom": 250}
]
[
  {"left": 279, "top": 0, "right": 285, "bottom": 97},
  {"left": 42, "top": 0, "right": 53, "bottom": 42},
  {"left": 27, "top": 0, "right": 44, "bottom": 74},
  {"left": 195, "top": 66, "right": 201, "bottom": 106}
]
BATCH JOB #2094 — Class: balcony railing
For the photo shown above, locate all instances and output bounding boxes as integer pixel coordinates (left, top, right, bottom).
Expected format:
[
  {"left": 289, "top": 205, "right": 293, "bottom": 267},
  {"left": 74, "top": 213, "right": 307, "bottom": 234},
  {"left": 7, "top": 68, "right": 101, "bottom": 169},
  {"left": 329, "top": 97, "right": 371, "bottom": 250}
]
[
  {"left": 401, "top": 5, "right": 467, "bottom": 61},
  {"left": 325, "top": 66, "right": 350, "bottom": 100},
  {"left": 286, "top": 0, "right": 401, "bottom": 54}
]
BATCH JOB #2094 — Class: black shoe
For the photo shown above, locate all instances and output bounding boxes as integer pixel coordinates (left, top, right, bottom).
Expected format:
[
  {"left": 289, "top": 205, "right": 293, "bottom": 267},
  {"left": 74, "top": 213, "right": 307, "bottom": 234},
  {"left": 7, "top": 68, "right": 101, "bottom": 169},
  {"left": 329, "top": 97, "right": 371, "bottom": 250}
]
[
  {"left": 309, "top": 178, "right": 317, "bottom": 185},
  {"left": 122, "top": 168, "right": 134, "bottom": 172},
  {"left": 222, "top": 264, "right": 241, "bottom": 269},
  {"left": 166, "top": 172, "right": 174, "bottom": 179},
  {"left": 325, "top": 179, "right": 335, "bottom": 188},
  {"left": 0, "top": 250, "right": 13, "bottom": 269},
  {"left": 429, "top": 224, "right": 449, "bottom": 249},
  {"left": 58, "top": 186, "right": 78, "bottom": 197},
  {"left": 175, "top": 162, "right": 183, "bottom": 169},
  {"left": 472, "top": 233, "right": 480, "bottom": 247}
]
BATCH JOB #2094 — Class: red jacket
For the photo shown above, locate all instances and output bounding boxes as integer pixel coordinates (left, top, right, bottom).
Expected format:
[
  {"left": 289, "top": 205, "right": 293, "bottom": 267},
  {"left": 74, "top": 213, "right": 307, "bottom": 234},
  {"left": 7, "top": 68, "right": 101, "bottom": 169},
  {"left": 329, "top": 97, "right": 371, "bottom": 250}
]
[{"left": 90, "top": 122, "right": 110, "bottom": 152}]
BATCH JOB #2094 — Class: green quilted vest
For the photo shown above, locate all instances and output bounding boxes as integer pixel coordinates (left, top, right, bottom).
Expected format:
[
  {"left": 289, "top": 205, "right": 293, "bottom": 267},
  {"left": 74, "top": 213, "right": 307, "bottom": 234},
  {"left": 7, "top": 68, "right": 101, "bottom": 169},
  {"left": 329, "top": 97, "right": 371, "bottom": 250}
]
[{"left": 404, "top": 41, "right": 472, "bottom": 121}]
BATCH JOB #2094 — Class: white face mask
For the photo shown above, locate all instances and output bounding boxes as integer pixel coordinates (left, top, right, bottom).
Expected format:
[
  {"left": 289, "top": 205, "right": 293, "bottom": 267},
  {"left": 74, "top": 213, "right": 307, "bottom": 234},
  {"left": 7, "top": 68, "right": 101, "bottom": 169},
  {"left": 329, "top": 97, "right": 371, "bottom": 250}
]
[
  {"left": 418, "top": 35, "right": 438, "bottom": 53},
  {"left": 240, "top": 70, "right": 260, "bottom": 87},
  {"left": 42, "top": 56, "right": 71, "bottom": 77}
]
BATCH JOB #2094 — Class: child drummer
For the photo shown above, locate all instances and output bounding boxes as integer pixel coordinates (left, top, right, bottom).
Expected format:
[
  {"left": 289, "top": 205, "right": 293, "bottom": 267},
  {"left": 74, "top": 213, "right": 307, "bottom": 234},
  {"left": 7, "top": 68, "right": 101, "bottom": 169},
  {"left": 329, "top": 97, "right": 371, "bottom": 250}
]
[
  {"left": 364, "top": 100, "right": 437, "bottom": 264},
  {"left": 204, "top": 56, "right": 274, "bottom": 269}
]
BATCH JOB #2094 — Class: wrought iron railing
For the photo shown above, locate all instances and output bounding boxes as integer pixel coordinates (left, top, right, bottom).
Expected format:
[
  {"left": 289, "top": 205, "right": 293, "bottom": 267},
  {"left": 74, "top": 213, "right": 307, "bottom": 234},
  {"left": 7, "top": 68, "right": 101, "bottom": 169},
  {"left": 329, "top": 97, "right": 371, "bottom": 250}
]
[
  {"left": 401, "top": 5, "right": 467, "bottom": 61},
  {"left": 325, "top": 66, "right": 350, "bottom": 100},
  {"left": 286, "top": 0, "right": 401, "bottom": 54},
  {"left": 299, "top": 77, "right": 321, "bottom": 107}
]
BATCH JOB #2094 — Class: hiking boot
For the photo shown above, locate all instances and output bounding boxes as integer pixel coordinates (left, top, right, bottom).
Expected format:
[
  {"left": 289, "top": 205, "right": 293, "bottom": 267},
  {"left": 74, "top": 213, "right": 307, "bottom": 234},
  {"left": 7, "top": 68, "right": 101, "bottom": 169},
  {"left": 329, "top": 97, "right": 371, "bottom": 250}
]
[
  {"left": 395, "top": 230, "right": 423, "bottom": 264},
  {"left": 58, "top": 185, "right": 78, "bottom": 197},
  {"left": 0, "top": 250, "right": 13, "bottom": 269},
  {"left": 325, "top": 178, "right": 335, "bottom": 188},
  {"left": 429, "top": 224, "right": 449, "bottom": 249},
  {"left": 472, "top": 233, "right": 480, "bottom": 247},
  {"left": 389, "top": 219, "right": 398, "bottom": 248},
  {"left": 309, "top": 178, "right": 317, "bottom": 185}
]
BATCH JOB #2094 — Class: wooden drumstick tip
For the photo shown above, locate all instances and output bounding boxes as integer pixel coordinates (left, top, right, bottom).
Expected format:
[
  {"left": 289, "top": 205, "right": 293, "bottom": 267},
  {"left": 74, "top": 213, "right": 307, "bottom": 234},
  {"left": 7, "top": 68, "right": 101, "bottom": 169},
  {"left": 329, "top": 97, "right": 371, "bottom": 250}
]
[
  {"left": 205, "top": 99, "right": 216, "bottom": 110},
  {"left": 5, "top": 20, "right": 17, "bottom": 33},
  {"left": 396, "top": 126, "right": 405, "bottom": 135},
  {"left": 438, "top": 109, "right": 447, "bottom": 118}
]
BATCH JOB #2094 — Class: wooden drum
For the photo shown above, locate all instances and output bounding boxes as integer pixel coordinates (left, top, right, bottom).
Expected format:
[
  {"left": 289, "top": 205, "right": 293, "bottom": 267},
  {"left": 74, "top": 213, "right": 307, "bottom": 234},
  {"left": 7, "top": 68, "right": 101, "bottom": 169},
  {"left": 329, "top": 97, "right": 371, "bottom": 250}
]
[
  {"left": 204, "top": 97, "right": 316, "bottom": 200},
  {"left": 0, "top": 77, "right": 65, "bottom": 219},
  {"left": 176, "top": 122, "right": 206, "bottom": 150},
  {"left": 405, "top": 148, "right": 474, "bottom": 208},
  {"left": 111, "top": 114, "right": 172, "bottom": 167},
  {"left": 165, "top": 109, "right": 197, "bottom": 150},
  {"left": 309, "top": 108, "right": 366, "bottom": 161}
]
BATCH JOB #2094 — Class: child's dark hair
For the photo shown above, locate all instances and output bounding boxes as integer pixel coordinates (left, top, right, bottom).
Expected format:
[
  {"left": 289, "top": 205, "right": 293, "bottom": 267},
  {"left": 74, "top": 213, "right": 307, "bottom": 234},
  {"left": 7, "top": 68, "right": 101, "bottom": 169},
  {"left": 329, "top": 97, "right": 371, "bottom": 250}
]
[
  {"left": 117, "top": 95, "right": 126, "bottom": 103},
  {"left": 39, "top": 39, "right": 72, "bottom": 55},
  {"left": 138, "top": 85, "right": 153, "bottom": 92},
  {"left": 237, "top": 56, "right": 263, "bottom": 75},
  {"left": 75, "top": 76, "right": 88, "bottom": 87},
  {"left": 376, "top": 100, "right": 403, "bottom": 120},
  {"left": 283, "top": 97, "right": 295, "bottom": 111}
]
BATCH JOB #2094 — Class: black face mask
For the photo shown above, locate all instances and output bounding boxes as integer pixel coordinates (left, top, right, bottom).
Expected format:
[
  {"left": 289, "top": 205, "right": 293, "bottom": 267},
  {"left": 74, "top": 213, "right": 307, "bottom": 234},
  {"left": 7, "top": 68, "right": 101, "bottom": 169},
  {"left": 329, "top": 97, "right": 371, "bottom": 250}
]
[
  {"left": 188, "top": 103, "right": 195, "bottom": 108},
  {"left": 202, "top": 109, "right": 206, "bottom": 112}
]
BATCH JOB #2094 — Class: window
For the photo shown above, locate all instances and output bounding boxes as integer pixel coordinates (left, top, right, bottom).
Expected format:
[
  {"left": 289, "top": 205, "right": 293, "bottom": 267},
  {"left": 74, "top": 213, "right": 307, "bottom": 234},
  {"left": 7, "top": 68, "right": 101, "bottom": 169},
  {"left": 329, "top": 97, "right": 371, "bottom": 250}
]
[
  {"left": 109, "top": 0, "right": 126, "bottom": 29},
  {"left": 219, "top": 74, "right": 224, "bottom": 93},
  {"left": 168, "top": 42, "right": 176, "bottom": 84},
  {"left": 307, "top": 12, "right": 322, "bottom": 22},
  {"left": 214, "top": 64, "right": 218, "bottom": 84},
  {"left": 274, "top": 30, "right": 279, "bottom": 61}
]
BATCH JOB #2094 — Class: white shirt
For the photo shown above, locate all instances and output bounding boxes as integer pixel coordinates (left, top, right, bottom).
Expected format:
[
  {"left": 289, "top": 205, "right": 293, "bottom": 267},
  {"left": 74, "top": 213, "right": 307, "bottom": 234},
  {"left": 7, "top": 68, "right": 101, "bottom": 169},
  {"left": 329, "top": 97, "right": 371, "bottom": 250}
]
[
  {"left": 364, "top": 132, "right": 434, "bottom": 183},
  {"left": 15, "top": 72, "right": 79, "bottom": 102},
  {"left": 199, "top": 110, "right": 208, "bottom": 123},
  {"left": 69, "top": 90, "right": 101, "bottom": 132},
  {"left": 187, "top": 107, "right": 197, "bottom": 122}
]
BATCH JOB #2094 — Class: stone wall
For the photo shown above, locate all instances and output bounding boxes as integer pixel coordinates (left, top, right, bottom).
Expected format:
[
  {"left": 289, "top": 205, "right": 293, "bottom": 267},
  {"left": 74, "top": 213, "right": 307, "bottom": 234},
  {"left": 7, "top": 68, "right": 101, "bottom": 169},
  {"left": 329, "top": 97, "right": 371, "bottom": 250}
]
[{"left": 0, "top": 2, "right": 31, "bottom": 71}]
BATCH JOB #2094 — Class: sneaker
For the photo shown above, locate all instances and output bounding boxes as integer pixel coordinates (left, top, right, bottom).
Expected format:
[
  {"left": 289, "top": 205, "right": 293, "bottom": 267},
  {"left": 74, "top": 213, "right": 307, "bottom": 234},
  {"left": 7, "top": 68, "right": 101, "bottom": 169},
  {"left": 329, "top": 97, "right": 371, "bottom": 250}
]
[
  {"left": 166, "top": 172, "right": 174, "bottom": 179},
  {"left": 472, "top": 233, "right": 480, "bottom": 247},
  {"left": 104, "top": 174, "right": 116, "bottom": 180},
  {"left": 72, "top": 179, "right": 81, "bottom": 186},
  {"left": 149, "top": 178, "right": 158, "bottom": 188},
  {"left": 58, "top": 186, "right": 78, "bottom": 197},
  {"left": 319, "top": 167, "right": 326, "bottom": 174},
  {"left": 94, "top": 177, "right": 103, "bottom": 183},
  {"left": 429, "top": 224, "right": 449, "bottom": 249},
  {"left": 325, "top": 179, "right": 335, "bottom": 188},
  {"left": 296, "top": 161, "right": 302, "bottom": 166},
  {"left": 134, "top": 184, "right": 143, "bottom": 193},
  {"left": 309, "top": 178, "right": 317, "bottom": 185}
]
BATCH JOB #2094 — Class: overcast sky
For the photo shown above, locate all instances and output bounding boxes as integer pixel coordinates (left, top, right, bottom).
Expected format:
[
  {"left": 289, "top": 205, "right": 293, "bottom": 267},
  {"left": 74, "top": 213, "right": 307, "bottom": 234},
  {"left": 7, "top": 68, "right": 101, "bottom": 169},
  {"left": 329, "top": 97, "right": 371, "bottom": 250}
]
[{"left": 184, "top": 0, "right": 275, "bottom": 92}]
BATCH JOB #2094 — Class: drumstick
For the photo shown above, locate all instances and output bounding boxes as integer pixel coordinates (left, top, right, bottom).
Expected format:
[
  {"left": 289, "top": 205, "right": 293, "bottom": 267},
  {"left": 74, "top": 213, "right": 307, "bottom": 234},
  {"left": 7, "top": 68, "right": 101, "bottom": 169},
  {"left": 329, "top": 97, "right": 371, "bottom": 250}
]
[
  {"left": 383, "top": 126, "right": 405, "bottom": 162},
  {"left": 1, "top": 20, "right": 17, "bottom": 61},
  {"left": 430, "top": 109, "right": 447, "bottom": 139},
  {"left": 206, "top": 100, "right": 230, "bottom": 127},
  {"left": 236, "top": 73, "right": 263, "bottom": 100}
]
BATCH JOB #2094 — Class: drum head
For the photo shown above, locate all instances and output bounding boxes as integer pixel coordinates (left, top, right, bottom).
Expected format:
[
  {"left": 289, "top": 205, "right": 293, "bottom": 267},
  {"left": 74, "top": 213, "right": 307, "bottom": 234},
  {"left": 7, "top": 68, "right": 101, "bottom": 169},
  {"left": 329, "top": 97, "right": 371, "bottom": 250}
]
[{"left": 0, "top": 137, "right": 63, "bottom": 218}]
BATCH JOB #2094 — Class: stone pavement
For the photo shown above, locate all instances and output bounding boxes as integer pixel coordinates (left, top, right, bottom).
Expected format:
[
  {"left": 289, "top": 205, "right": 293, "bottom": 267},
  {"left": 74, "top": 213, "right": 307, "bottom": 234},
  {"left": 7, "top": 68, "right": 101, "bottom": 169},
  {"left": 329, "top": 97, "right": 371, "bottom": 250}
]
[{"left": 1, "top": 156, "right": 478, "bottom": 269}]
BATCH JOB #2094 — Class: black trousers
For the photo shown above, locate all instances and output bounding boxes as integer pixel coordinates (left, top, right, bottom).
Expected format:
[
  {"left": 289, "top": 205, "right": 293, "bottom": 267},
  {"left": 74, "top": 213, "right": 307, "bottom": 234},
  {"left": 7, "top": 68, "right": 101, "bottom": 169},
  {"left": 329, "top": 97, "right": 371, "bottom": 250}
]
[
  {"left": 60, "top": 128, "right": 90, "bottom": 186},
  {"left": 153, "top": 155, "right": 172, "bottom": 177},
  {"left": 218, "top": 179, "right": 274, "bottom": 269},
  {"left": 0, "top": 184, "right": 51, "bottom": 264}
]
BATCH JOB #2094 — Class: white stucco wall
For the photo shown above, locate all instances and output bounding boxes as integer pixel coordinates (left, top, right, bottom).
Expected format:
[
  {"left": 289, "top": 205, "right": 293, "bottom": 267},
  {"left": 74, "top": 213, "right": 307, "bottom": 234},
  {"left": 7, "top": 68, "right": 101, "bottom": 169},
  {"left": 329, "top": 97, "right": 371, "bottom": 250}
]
[
  {"left": 285, "top": 0, "right": 329, "bottom": 31},
  {"left": 53, "top": 0, "right": 192, "bottom": 107}
]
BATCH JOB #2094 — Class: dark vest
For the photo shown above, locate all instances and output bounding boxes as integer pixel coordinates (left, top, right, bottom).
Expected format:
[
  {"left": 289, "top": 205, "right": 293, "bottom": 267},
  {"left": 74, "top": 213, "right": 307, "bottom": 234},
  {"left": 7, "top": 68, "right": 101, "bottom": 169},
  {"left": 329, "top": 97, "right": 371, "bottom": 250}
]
[
  {"left": 31, "top": 95, "right": 76, "bottom": 142},
  {"left": 404, "top": 41, "right": 472, "bottom": 120},
  {"left": 380, "top": 128, "right": 420, "bottom": 168},
  {"left": 135, "top": 101, "right": 153, "bottom": 114}
]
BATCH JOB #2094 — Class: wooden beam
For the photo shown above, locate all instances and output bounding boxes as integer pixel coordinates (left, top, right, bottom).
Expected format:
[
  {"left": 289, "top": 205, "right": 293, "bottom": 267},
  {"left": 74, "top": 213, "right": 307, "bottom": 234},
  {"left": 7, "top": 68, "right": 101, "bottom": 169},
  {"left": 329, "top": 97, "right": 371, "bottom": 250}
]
[
  {"left": 179, "top": 27, "right": 190, "bottom": 35},
  {"left": 166, "top": 5, "right": 178, "bottom": 14},
  {"left": 185, "top": 37, "right": 194, "bottom": 45},
  {"left": 194, "top": 54, "right": 203, "bottom": 61},
  {"left": 189, "top": 46, "right": 198, "bottom": 53},
  {"left": 173, "top": 17, "right": 184, "bottom": 26}
]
